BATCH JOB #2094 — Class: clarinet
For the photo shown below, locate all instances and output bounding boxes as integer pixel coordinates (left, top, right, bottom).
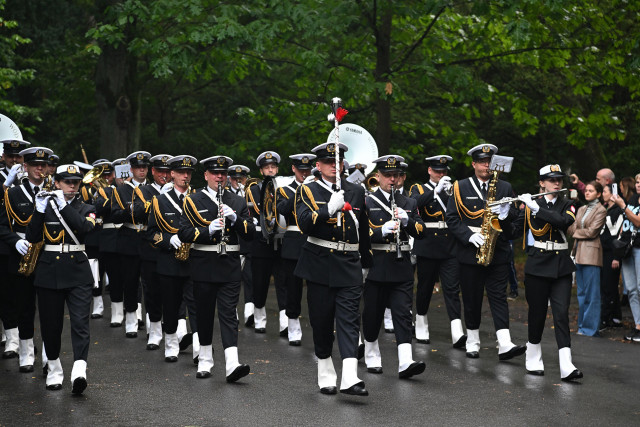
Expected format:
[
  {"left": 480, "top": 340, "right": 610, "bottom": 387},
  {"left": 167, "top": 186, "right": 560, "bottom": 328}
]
[
  {"left": 389, "top": 185, "right": 403, "bottom": 260},
  {"left": 217, "top": 182, "right": 228, "bottom": 257}
]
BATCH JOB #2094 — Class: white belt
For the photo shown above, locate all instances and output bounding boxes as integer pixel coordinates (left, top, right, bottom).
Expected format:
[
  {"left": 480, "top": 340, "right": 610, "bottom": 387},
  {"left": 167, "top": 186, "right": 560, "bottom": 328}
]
[
  {"left": 44, "top": 244, "right": 86, "bottom": 253},
  {"left": 16, "top": 232, "right": 26, "bottom": 239},
  {"left": 102, "top": 223, "right": 121, "bottom": 229},
  {"left": 424, "top": 221, "right": 447, "bottom": 229},
  {"left": 371, "top": 243, "right": 412, "bottom": 252},
  {"left": 192, "top": 243, "right": 240, "bottom": 253},
  {"left": 533, "top": 241, "right": 569, "bottom": 251},
  {"left": 468, "top": 226, "right": 481, "bottom": 233},
  {"left": 255, "top": 226, "right": 261, "bottom": 231},
  {"left": 95, "top": 218, "right": 104, "bottom": 225},
  {"left": 286, "top": 225, "right": 301, "bottom": 232},
  {"left": 124, "top": 223, "right": 147, "bottom": 231},
  {"left": 307, "top": 236, "right": 359, "bottom": 252}
]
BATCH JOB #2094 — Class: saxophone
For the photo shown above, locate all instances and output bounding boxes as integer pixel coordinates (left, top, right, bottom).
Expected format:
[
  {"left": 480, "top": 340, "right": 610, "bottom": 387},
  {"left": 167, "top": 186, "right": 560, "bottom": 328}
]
[
  {"left": 18, "top": 174, "right": 53, "bottom": 276},
  {"left": 476, "top": 170, "right": 503, "bottom": 266},
  {"left": 175, "top": 242, "right": 191, "bottom": 261}
]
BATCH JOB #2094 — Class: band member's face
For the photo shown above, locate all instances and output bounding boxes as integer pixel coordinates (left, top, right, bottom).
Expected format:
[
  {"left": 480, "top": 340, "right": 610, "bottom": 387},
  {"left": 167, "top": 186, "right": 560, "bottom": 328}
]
[
  {"left": 428, "top": 167, "right": 447, "bottom": 183},
  {"left": 377, "top": 171, "right": 401, "bottom": 192},
  {"left": 131, "top": 165, "right": 148, "bottom": 182},
  {"left": 25, "top": 162, "right": 46, "bottom": 184},
  {"left": 205, "top": 170, "right": 227, "bottom": 188},
  {"left": 472, "top": 158, "right": 491, "bottom": 180},
  {"left": 316, "top": 158, "right": 343, "bottom": 182},
  {"left": 151, "top": 167, "right": 171, "bottom": 186},
  {"left": 3, "top": 154, "right": 23, "bottom": 168},
  {"left": 55, "top": 178, "right": 81, "bottom": 200},
  {"left": 397, "top": 173, "right": 406, "bottom": 188},
  {"left": 229, "top": 176, "right": 240, "bottom": 189},
  {"left": 584, "top": 184, "right": 601, "bottom": 202},
  {"left": 47, "top": 165, "right": 56, "bottom": 175},
  {"left": 171, "top": 169, "right": 191, "bottom": 190},
  {"left": 292, "top": 165, "right": 310, "bottom": 183},
  {"left": 260, "top": 163, "right": 278, "bottom": 177},
  {"left": 103, "top": 172, "right": 115, "bottom": 185},
  {"left": 539, "top": 176, "right": 563, "bottom": 194}
]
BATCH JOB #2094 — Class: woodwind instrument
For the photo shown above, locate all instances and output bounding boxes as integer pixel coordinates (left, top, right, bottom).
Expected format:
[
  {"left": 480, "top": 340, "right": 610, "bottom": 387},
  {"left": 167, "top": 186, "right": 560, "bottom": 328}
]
[
  {"left": 389, "top": 185, "right": 403, "bottom": 260},
  {"left": 18, "top": 173, "right": 54, "bottom": 276},
  {"left": 217, "top": 182, "right": 228, "bottom": 257}
]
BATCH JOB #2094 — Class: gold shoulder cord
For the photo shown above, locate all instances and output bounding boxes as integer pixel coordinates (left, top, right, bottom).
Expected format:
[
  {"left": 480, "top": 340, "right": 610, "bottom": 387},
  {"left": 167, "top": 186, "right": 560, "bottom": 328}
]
[
  {"left": 112, "top": 186, "right": 125, "bottom": 210},
  {"left": 410, "top": 183, "right": 424, "bottom": 196},
  {"left": 410, "top": 183, "right": 443, "bottom": 221},
  {"left": 453, "top": 180, "right": 483, "bottom": 220},
  {"left": 298, "top": 184, "right": 320, "bottom": 225},
  {"left": 523, "top": 206, "right": 552, "bottom": 249},
  {"left": 184, "top": 195, "right": 211, "bottom": 227},
  {"left": 246, "top": 183, "right": 260, "bottom": 215},
  {"left": 278, "top": 187, "right": 289, "bottom": 200},
  {"left": 98, "top": 187, "right": 110, "bottom": 208},
  {"left": 5, "top": 188, "right": 31, "bottom": 229},
  {"left": 152, "top": 197, "right": 178, "bottom": 234},
  {"left": 44, "top": 225, "right": 64, "bottom": 243}
]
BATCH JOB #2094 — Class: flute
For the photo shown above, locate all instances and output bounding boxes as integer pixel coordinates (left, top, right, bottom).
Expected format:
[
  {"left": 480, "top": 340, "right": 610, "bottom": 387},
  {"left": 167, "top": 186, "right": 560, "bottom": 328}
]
[{"left": 486, "top": 189, "right": 568, "bottom": 208}]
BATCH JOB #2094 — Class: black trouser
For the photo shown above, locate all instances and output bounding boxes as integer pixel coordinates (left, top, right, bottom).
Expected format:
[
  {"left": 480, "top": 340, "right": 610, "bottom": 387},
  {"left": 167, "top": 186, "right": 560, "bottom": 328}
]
[
  {"left": 193, "top": 280, "right": 240, "bottom": 349},
  {"left": 601, "top": 250, "right": 622, "bottom": 323},
  {"left": 524, "top": 274, "right": 572, "bottom": 349},
  {"left": 140, "top": 260, "right": 162, "bottom": 322},
  {"left": 158, "top": 274, "right": 190, "bottom": 334},
  {"left": 37, "top": 283, "right": 92, "bottom": 361},
  {"left": 6, "top": 274, "right": 36, "bottom": 339},
  {"left": 120, "top": 254, "right": 141, "bottom": 313},
  {"left": 416, "top": 256, "right": 462, "bottom": 320},
  {"left": 102, "top": 252, "right": 122, "bottom": 302},
  {"left": 282, "top": 258, "right": 303, "bottom": 319},
  {"left": 179, "top": 279, "right": 198, "bottom": 333},
  {"left": 459, "top": 263, "right": 509, "bottom": 331},
  {"left": 362, "top": 279, "right": 413, "bottom": 345},
  {"left": 242, "top": 254, "right": 253, "bottom": 304},
  {"left": 251, "top": 256, "right": 286, "bottom": 310},
  {"left": 0, "top": 256, "right": 13, "bottom": 329},
  {"left": 306, "top": 281, "right": 361, "bottom": 360}
]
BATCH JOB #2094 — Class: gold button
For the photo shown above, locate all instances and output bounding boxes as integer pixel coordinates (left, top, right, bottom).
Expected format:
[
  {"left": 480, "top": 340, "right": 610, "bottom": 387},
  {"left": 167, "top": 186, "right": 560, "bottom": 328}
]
[
  {"left": 334, "top": 225, "right": 337, "bottom": 228},
  {"left": 70, "top": 255, "right": 74, "bottom": 259},
  {"left": 556, "top": 251, "right": 559, "bottom": 254},
  {"left": 56, "top": 256, "right": 60, "bottom": 260},
  {"left": 348, "top": 226, "right": 351, "bottom": 229},
  {"left": 332, "top": 237, "right": 336, "bottom": 241},
  {"left": 434, "top": 233, "right": 438, "bottom": 236},
  {"left": 330, "top": 249, "right": 334, "bottom": 253}
]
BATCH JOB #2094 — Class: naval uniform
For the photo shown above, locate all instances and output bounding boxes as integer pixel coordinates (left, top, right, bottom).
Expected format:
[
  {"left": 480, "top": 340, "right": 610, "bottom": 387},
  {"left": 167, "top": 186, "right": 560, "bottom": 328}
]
[
  {"left": 229, "top": 184, "right": 253, "bottom": 323},
  {"left": 80, "top": 185, "right": 104, "bottom": 313}
]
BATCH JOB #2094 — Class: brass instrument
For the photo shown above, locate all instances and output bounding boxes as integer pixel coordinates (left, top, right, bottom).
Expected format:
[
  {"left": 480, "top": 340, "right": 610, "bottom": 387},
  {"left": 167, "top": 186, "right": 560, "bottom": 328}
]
[
  {"left": 18, "top": 173, "right": 54, "bottom": 276},
  {"left": 389, "top": 185, "right": 403, "bottom": 260},
  {"left": 218, "top": 182, "right": 228, "bottom": 257},
  {"left": 259, "top": 176, "right": 279, "bottom": 240},
  {"left": 175, "top": 242, "right": 191, "bottom": 261},
  {"left": 83, "top": 165, "right": 108, "bottom": 189},
  {"left": 365, "top": 175, "right": 379, "bottom": 192}
]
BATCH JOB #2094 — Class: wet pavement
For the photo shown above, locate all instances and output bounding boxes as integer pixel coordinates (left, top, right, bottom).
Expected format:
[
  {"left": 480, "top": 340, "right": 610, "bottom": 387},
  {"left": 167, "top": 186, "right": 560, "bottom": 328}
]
[{"left": 0, "top": 287, "right": 638, "bottom": 426}]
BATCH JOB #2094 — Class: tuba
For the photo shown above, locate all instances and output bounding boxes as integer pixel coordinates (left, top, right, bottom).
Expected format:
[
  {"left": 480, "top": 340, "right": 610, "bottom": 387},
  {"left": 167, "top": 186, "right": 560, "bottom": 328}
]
[
  {"left": 259, "top": 176, "right": 280, "bottom": 240},
  {"left": 18, "top": 173, "right": 54, "bottom": 276},
  {"left": 83, "top": 165, "right": 108, "bottom": 189}
]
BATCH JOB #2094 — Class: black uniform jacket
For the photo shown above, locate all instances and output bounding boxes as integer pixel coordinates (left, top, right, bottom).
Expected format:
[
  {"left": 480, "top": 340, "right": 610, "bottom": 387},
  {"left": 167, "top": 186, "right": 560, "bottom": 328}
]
[
  {"left": 294, "top": 179, "right": 372, "bottom": 287},
  {"left": 276, "top": 179, "right": 306, "bottom": 261},
  {"left": 228, "top": 185, "right": 250, "bottom": 255},
  {"left": 445, "top": 176, "right": 517, "bottom": 265},
  {"left": 132, "top": 183, "right": 161, "bottom": 262},
  {"left": 148, "top": 189, "right": 194, "bottom": 277},
  {"left": 111, "top": 180, "right": 147, "bottom": 256},
  {"left": 26, "top": 197, "right": 95, "bottom": 289},
  {"left": 94, "top": 185, "right": 119, "bottom": 253},
  {"left": 178, "top": 187, "right": 255, "bottom": 283},
  {"left": 81, "top": 185, "right": 101, "bottom": 250},
  {"left": 409, "top": 182, "right": 456, "bottom": 259},
  {"left": 0, "top": 180, "right": 37, "bottom": 270},
  {"left": 502, "top": 197, "right": 577, "bottom": 279},
  {"left": 245, "top": 180, "right": 280, "bottom": 258},
  {"left": 366, "top": 188, "right": 425, "bottom": 283}
]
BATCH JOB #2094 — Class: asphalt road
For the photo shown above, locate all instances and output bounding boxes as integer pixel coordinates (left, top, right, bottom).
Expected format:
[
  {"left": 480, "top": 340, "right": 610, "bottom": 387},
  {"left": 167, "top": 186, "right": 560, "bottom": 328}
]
[{"left": 0, "top": 286, "right": 638, "bottom": 426}]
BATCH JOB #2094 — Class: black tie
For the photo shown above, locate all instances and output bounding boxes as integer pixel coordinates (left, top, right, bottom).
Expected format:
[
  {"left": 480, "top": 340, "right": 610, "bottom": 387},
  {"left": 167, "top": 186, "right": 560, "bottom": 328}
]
[
  {"left": 332, "top": 184, "right": 338, "bottom": 191},
  {"left": 179, "top": 194, "right": 184, "bottom": 203},
  {"left": 481, "top": 183, "right": 487, "bottom": 199},
  {"left": 34, "top": 186, "right": 39, "bottom": 193},
  {"left": 547, "top": 201, "right": 553, "bottom": 209}
]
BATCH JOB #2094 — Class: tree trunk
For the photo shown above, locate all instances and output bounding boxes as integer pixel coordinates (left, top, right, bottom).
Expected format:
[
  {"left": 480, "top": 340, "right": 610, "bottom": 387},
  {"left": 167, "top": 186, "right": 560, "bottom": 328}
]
[{"left": 374, "top": 2, "right": 392, "bottom": 155}]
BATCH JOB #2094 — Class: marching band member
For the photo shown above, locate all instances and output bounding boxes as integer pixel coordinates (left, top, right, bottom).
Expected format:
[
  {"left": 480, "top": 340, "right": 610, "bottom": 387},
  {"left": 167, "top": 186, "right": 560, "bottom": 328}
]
[
  {"left": 295, "top": 142, "right": 372, "bottom": 396},
  {"left": 275, "top": 153, "right": 316, "bottom": 345},
  {"left": 409, "top": 155, "right": 466, "bottom": 348},
  {"left": 362, "top": 155, "right": 426, "bottom": 378},
  {"left": 445, "top": 144, "right": 525, "bottom": 360},
  {"left": 26, "top": 164, "right": 95, "bottom": 393},
  {"left": 178, "top": 155, "right": 254, "bottom": 382},
  {"left": 0, "top": 139, "right": 27, "bottom": 189},
  {"left": 499, "top": 165, "right": 583, "bottom": 381}
]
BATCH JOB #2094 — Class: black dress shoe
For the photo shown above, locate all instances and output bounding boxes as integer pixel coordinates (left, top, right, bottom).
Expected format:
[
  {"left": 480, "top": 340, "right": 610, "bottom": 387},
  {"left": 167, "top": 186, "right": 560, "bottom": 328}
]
[
  {"left": 526, "top": 369, "right": 544, "bottom": 376},
  {"left": 42, "top": 365, "right": 48, "bottom": 376},
  {"left": 499, "top": 345, "right": 526, "bottom": 361},
  {"left": 226, "top": 364, "right": 250, "bottom": 383},
  {"left": 357, "top": 344, "right": 365, "bottom": 360},
  {"left": 179, "top": 333, "right": 193, "bottom": 351},
  {"left": 196, "top": 371, "right": 211, "bottom": 379},
  {"left": 453, "top": 335, "right": 467, "bottom": 349},
  {"left": 562, "top": 369, "right": 583, "bottom": 382},
  {"left": 110, "top": 322, "right": 122, "bottom": 328},
  {"left": 416, "top": 338, "right": 430, "bottom": 344},
  {"left": 19, "top": 365, "right": 34, "bottom": 373},
  {"left": 126, "top": 332, "right": 138, "bottom": 338},
  {"left": 254, "top": 327, "right": 266, "bottom": 334},
  {"left": 466, "top": 351, "right": 479, "bottom": 359},
  {"left": 320, "top": 386, "right": 337, "bottom": 395},
  {"left": 279, "top": 327, "right": 288, "bottom": 338},
  {"left": 399, "top": 361, "right": 426, "bottom": 379},
  {"left": 340, "top": 381, "right": 368, "bottom": 396},
  {"left": 91, "top": 313, "right": 103, "bottom": 319},
  {"left": 384, "top": 328, "right": 394, "bottom": 334},
  {"left": 245, "top": 315, "right": 254, "bottom": 327},
  {"left": 146, "top": 343, "right": 159, "bottom": 350},
  {"left": 165, "top": 356, "right": 178, "bottom": 363},
  {"left": 46, "top": 383, "right": 62, "bottom": 391},
  {"left": 367, "top": 367, "right": 383, "bottom": 374},
  {"left": 2, "top": 350, "right": 17, "bottom": 359},
  {"left": 289, "top": 340, "right": 301, "bottom": 347},
  {"left": 72, "top": 377, "right": 87, "bottom": 395}
]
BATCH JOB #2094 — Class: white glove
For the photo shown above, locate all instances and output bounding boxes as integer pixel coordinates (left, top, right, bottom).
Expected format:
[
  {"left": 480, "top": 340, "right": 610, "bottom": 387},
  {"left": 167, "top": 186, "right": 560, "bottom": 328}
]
[
  {"left": 362, "top": 268, "right": 369, "bottom": 282},
  {"left": 442, "top": 179, "right": 452, "bottom": 193},
  {"left": 208, "top": 218, "right": 224, "bottom": 234},
  {"left": 4, "top": 164, "right": 22, "bottom": 187},
  {"left": 169, "top": 234, "right": 182, "bottom": 249},
  {"left": 469, "top": 233, "right": 485, "bottom": 248},
  {"left": 303, "top": 175, "right": 315, "bottom": 184},
  {"left": 35, "top": 192, "right": 50, "bottom": 213},
  {"left": 160, "top": 182, "right": 173, "bottom": 194},
  {"left": 395, "top": 207, "right": 409, "bottom": 227},
  {"left": 382, "top": 220, "right": 398, "bottom": 236},
  {"left": 221, "top": 204, "right": 237, "bottom": 224},
  {"left": 434, "top": 176, "right": 451, "bottom": 194},
  {"left": 15, "top": 239, "right": 30, "bottom": 256},
  {"left": 252, "top": 217, "right": 259, "bottom": 226},
  {"left": 490, "top": 198, "right": 511, "bottom": 220},
  {"left": 518, "top": 193, "right": 539, "bottom": 214},
  {"left": 52, "top": 189, "right": 66, "bottom": 206},
  {"left": 327, "top": 190, "right": 345, "bottom": 215}
]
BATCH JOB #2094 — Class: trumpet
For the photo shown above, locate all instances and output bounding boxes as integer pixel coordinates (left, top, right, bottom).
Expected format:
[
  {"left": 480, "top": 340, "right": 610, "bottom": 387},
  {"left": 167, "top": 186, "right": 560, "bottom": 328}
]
[{"left": 486, "top": 189, "right": 568, "bottom": 208}]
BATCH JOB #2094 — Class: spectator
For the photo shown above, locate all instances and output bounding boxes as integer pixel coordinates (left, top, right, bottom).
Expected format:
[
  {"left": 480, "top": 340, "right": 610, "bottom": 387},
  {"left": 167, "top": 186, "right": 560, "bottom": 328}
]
[
  {"left": 599, "top": 184, "right": 623, "bottom": 330},
  {"left": 568, "top": 181, "right": 607, "bottom": 336},
  {"left": 569, "top": 168, "right": 615, "bottom": 196},
  {"left": 619, "top": 176, "right": 636, "bottom": 202}
]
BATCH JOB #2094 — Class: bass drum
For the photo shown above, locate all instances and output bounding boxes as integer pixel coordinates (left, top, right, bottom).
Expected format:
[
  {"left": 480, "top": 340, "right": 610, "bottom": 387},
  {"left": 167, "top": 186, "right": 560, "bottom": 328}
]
[{"left": 326, "top": 123, "right": 378, "bottom": 174}]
